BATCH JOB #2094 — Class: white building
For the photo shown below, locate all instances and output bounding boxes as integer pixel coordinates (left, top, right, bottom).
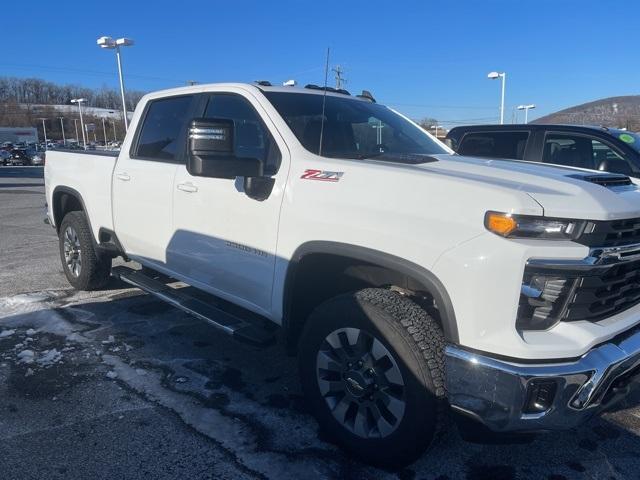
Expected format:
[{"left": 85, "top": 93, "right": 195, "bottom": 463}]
[{"left": 0, "top": 127, "right": 38, "bottom": 144}]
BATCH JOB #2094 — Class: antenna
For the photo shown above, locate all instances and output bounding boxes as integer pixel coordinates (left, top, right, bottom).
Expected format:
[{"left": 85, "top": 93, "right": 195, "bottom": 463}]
[{"left": 318, "top": 47, "right": 330, "bottom": 156}]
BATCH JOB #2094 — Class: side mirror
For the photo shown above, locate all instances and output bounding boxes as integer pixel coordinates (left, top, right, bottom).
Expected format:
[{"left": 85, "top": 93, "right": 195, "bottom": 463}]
[
  {"left": 443, "top": 138, "right": 454, "bottom": 149},
  {"left": 187, "top": 118, "right": 263, "bottom": 179}
]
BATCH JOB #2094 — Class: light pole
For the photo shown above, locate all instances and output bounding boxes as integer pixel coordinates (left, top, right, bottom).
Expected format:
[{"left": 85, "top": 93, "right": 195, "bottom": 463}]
[
  {"left": 430, "top": 124, "right": 444, "bottom": 138},
  {"left": 38, "top": 118, "right": 48, "bottom": 149},
  {"left": 71, "top": 98, "right": 87, "bottom": 148},
  {"left": 517, "top": 104, "right": 536, "bottom": 124},
  {"left": 59, "top": 117, "right": 66, "bottom": 146},
  {"left": 371, "top": 120, "right": 384, "bottom": 151},
  {"left": 102, "top": 118, "right": 108, "bottom": 148},
  {"left": 73, "top": 119, "right": 79, "bottom": 144},
  {"left": 97, "top": 36, "right": 134, "bottom": 130},
  {"left": 487, "top": 71, "right": 507, "bottom": 124},
  {"left": 111, "top": 120, "right": 117, "bottom": 142}
]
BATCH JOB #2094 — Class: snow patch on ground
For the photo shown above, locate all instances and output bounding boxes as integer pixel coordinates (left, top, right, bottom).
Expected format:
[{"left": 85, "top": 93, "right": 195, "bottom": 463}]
[
  {"left": 0, "top": 291, "right": 66, "bottom": 317},
  {"left": 0, "top": 329, "right": 16, "bottom": 338},
  {"left": 37, "top": 349, "right": 63, "bottom": 367},
  {"left": 101, "top": 355, "right": 341, "bottom": 479}
]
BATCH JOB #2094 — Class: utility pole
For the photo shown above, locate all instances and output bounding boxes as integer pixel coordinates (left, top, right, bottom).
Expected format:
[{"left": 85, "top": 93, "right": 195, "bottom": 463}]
[
  {"left": 332, "top": 65, "right": 346, "bottom": 89},
  {"left": 38, "top": 118, "right": 48, "bottom": 149},
  {"left": 112, "top": 120, "right": 117, "bottom": 142},
  {"left": 59, "top": 117, "right": 66, "bottom": 145},
  {"left": 102, "top": 118, "right": 108, "bottom": 148}
]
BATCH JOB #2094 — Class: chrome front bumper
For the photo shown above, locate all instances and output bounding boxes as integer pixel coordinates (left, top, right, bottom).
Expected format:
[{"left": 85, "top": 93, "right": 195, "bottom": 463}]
[{"left": 445, "top": 325, "right": 640, "bottom": 431}]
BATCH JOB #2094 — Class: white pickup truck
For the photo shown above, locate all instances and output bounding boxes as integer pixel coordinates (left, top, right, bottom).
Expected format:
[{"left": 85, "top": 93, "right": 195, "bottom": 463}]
[{"left": 45, "top": 82, "right": 640, "bottom": 466}]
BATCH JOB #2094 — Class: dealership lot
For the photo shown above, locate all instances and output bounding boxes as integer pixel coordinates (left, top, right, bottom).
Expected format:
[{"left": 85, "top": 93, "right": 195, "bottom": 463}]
[{"left": 2, "top": 167, "right": 640, "bottom": 479}]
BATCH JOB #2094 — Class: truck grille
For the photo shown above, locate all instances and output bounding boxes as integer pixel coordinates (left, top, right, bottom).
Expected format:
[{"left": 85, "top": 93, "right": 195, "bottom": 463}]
[
  {"left": 565, "top": 258, "right": 640, "bottom": 321},
  {"left": 519, "top": 256, "right": 640, "bottom": 329},
  {"left": 578, "top": 218, "right": 640, "bottom": 248}
]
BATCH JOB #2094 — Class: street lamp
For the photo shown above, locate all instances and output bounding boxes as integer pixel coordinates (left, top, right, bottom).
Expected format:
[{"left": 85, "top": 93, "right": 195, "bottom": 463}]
[
  {"left": 97, "top": 35, "right": 134, "bottom": 130},
  {"left": 487, "top": 71, "right": 507, "bottom": 124},
  {"left": 430, "top": 124, "right": 444, "bottom": 138},
  {"left": 59, "top": 117, "right": 66, "bottom": 146},
  {"left": 517, "top": 104, "right": 536, "bottom": 124},
  {"left": 71, "top": 98, "right": 87, "bottom": 149},
  {"left": 102, "top": 118, "right": 108, "bottom": 149},
  {"left": 37, "top": 118, "right": 48, "bottom": 150}
]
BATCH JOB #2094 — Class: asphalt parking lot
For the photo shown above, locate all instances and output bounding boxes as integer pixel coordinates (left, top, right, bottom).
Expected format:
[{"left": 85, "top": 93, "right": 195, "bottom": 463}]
[{"left": 2, "top": 167, "right": 640, "bottom": 479}]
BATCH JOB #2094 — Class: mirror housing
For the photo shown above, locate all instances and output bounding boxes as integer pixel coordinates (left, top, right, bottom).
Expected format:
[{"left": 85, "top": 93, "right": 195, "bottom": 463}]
[{"left": 187, "top": 118, "right": 263, "bottom": 179}]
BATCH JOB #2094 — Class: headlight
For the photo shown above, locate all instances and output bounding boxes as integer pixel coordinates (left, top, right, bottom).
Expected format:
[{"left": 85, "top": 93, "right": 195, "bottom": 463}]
[{"left": 485, "top": 211, "right": 587, "bottom": 240}]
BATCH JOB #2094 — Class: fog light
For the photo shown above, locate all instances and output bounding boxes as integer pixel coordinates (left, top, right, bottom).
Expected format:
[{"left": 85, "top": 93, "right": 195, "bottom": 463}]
[
  {"left": 517, "top": 272, "right": 579, "bottom": 331},
  {"left": 523, "top": 380, "right": 557, "bottom": 414}
]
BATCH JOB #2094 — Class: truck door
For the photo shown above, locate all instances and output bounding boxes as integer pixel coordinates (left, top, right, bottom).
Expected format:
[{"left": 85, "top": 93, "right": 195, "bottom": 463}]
[
  {"left": 112, "top": 94, "right": 197, "bottom": 267},
  {"left": 169, "top": 90, "right": 289, "bottom": 314}
]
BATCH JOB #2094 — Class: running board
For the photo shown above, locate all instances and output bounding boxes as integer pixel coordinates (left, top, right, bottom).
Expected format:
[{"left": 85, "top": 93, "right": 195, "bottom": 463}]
[{"left": 112, "top": 266, "right": 275, "bottom": 346}]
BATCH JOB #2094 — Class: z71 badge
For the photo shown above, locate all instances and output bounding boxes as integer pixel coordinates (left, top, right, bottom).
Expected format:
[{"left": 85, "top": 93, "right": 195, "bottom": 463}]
[{"left": 300, "top": 169, "right": 344, "bottom": 182}]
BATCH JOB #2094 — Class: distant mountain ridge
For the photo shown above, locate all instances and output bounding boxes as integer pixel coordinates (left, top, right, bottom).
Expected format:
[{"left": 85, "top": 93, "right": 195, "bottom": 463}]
[{"left": 532, "top": 95, "right": 640, "bottom": 131}]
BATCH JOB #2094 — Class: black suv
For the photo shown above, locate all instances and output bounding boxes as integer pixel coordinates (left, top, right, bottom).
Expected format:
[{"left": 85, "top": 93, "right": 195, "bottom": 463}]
[{"left": 446, "top": 124, "right": 640, "bottom": 177}]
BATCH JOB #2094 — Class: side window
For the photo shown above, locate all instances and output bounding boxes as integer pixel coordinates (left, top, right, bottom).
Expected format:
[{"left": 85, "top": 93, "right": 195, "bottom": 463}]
[
  {"left": 542, "top": 133, "right": 637, "bottom": 175},
  {"left": 591, "top": 139, "right": 637, "bottom": 176},
  {"left": 136, "top": 95, "right": 193, "bottom": 161},
  {"left": 204, "top": 94, "right": 281, "bottom": 175},
  {"left": 458, "top": 131, "right": 529, "bottom": 159}
]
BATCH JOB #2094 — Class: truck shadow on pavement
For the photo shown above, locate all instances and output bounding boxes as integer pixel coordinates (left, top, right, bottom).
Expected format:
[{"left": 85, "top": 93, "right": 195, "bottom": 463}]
[{"left": 1, "top": 289, "right": 640, "bottom": 480}]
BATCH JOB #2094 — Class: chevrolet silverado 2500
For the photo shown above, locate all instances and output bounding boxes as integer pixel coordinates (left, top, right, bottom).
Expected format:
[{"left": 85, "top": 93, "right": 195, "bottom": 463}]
[{"left": 45, "top": 82, "right": 640, "bottom": 466}]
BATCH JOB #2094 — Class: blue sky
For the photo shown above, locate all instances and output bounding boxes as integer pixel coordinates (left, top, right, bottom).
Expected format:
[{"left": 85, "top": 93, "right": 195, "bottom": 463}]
[{"left": 2, "top": 0, "right": 638, "bottom": 127}]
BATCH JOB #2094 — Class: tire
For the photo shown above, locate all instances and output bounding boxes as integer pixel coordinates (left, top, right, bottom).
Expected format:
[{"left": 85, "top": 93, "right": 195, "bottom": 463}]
[
  {"left": 298, "top": 288, "right": 445, "bottom": 468},
  {"left": 58, "top": 211, "right": 111, "bottom": 290}
]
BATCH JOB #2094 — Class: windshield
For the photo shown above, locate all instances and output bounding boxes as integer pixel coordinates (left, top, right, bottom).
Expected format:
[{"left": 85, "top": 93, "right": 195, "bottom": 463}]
[
  {"left": 611, "top": 130, "right": 640, "bottom": 154},
  {"left": 263, "top": 91, "right": 448, "bottom": 163}
]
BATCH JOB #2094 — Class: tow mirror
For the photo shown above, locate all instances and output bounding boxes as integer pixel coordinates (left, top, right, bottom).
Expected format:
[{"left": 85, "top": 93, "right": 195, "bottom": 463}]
[{"left": 187, "top": 118, "right": 263, "bottom": 179}]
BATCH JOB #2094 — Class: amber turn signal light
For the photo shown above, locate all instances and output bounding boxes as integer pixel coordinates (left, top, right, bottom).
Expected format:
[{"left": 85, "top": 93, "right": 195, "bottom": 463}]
[{"left": 485, "top": 212, "right": 517, "bottom": 236}]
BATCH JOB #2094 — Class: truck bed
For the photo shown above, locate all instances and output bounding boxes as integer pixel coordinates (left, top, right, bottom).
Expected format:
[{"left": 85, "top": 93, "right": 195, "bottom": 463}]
[{"left": 44, "top": 149, "right": 119, "bottom": 239}]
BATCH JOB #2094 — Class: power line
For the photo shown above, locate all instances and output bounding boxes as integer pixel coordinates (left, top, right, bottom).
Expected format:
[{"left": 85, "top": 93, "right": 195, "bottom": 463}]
[{"left": 0, "top": 62, "right": 188, "bottom": 85}]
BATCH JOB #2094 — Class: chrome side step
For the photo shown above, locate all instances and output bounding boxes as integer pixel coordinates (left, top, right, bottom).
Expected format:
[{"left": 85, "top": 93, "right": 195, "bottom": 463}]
[{"left": 112, "top": 266, "right": 276, "bottom": 346}]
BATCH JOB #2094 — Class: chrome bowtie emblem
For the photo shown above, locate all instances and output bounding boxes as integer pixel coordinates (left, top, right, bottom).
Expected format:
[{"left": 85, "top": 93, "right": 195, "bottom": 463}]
[{"left": 346, "top": 377, "right": 364, "bottom": 392}]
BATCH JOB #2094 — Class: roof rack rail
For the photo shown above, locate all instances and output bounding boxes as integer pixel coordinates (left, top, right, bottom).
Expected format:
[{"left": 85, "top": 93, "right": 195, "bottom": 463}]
[
  {"left": 254, "top": 80, "right": 272, "bottom": 87},
  {"left": 304, "top": 84, "right": 351, "bottom": 96}
]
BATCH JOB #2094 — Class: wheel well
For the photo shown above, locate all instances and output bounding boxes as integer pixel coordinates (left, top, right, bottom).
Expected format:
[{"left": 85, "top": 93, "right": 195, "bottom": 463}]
[
  {"left": 52, "top": 189, "right": 84, "bottom": 232},
  {"left": 283, "top": 250, "right": 457, "bottom": 352}
]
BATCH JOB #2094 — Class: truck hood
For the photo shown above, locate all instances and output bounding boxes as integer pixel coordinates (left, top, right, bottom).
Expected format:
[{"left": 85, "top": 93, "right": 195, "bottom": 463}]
[{"left": 420, "top": 154, "right": 640, "bottom": 220}]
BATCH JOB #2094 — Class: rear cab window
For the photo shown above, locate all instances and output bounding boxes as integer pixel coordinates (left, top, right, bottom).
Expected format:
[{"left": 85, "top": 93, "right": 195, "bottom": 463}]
[{"left": 458, "top": 131, "right": 529, "bottom": 159}]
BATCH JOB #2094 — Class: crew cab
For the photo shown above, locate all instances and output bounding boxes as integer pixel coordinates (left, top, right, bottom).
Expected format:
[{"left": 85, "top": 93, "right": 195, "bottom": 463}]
[
  {"left": 45, "top": 83, "right": 640, "bottom": 467},
  {"left": 446, "top": 123, "right": 640, "bottom": 177}
]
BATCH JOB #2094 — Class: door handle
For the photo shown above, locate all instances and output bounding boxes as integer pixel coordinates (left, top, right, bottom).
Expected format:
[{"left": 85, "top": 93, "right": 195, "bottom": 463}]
[
  {"left": 115, "top": 172, "right": 131, "bottom": 181},
  {"left": 177, "top": 182, "right": 198, "bottom": 193}
]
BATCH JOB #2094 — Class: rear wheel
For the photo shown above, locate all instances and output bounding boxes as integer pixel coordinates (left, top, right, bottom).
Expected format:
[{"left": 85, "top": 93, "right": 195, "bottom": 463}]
[
  {"left": 58, "top": 211, "right": 111, "bottom": 290},
  {"left": 298, "top": 288, "right": 445, "bottom": 467}
]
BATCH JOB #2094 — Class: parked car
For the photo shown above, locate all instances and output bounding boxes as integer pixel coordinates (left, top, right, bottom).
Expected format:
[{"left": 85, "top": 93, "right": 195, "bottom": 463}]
[
  {"left": 446, "top": 124, "right": 640, "bottom": 177},
  {"left": 0, "top": 149, "right": 11, "bottom": 165},
  {"left": 45, "top": 83, "right": 640, "bottom": 467},
  {"left": 30, "top": 153, "right": 44, "bottom": 166},
  {"left": 9, "top": 148, "right": 31, "bottom": 165}
]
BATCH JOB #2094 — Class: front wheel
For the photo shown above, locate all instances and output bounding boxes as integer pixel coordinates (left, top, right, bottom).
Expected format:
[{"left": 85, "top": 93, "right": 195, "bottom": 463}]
[
  {"left": 58, "top": 211, "right": 111, "bottom": 290},
  {"left": 298, "top": 288, "right": 445, "bottom": 468}
]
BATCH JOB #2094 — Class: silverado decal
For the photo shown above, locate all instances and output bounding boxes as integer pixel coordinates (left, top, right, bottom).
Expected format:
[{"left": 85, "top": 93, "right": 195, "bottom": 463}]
[
  {"left": 225, "top": 241, "right": 268, "bottom": 258},
  {"left": 300, "top": 169, "right": 344, "bottom": 182}
]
